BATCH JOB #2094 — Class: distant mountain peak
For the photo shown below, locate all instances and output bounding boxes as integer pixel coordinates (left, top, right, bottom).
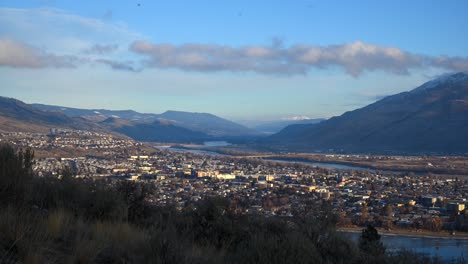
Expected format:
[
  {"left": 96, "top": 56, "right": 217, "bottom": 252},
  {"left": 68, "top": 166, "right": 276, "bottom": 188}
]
[
  {"left": 413, "top": 72, "right": 468, "bottom": 93},
  {"left": 262, "top": 73, "right": 468, "bottom": 154},
  {"left": 162, "top": 110, "right": 214, "bottom": 117},
  {"left": 281, "top": 116, "right": 312, "bottom": 121}
]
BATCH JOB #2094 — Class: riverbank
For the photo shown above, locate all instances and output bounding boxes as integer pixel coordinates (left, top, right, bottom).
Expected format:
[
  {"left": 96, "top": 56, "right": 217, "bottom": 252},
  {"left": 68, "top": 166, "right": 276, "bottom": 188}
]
[
  {"left": 262, "top": 155, "right": 468, "bottom": 176},
  {"left": 337, "top": 226, "right": 468, "bottom": 239},
  {"left": 165, "top": 143, "right": 468, "bottom": 176},
  {"left": 152, "top": 143, "right": 468, "bottom": 177},
  {"left": 262, "top": 157, "right": 397, "bottom": 173}
]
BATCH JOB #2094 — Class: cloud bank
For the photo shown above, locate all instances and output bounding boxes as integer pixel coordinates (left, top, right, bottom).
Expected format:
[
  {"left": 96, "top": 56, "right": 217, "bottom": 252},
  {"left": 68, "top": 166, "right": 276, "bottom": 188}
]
[
  {"left": 0, "top": 38, "right": 79, "bottom": 68},
  {"left": 1, "top": 7, "right": 467, "bottom": 76},
  {"left": 2, "top": 37, "right": 467, "bottom": 76},
  {"left": 0, "top": 39, "right": 138, "bottom": 72},
  {"left": 130, "top": 40, "right": 468, "bottom": 76}
]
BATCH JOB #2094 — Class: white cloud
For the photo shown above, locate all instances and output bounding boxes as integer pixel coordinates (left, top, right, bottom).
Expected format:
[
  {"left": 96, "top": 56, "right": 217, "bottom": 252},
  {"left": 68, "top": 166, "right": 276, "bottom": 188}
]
[
  {"left": 1, "top": 7, "right": 467, "bottom": 76},
  {"left": 131, "top": 40, "right": 468, "bottom": 76},
  {"left": 0, "top": 38, "right": 79, "bottom": 68},
  {"left": 431, "top": 56, "right": 468, "bottom": 72},
  {"left": 130, "top": 41, "right": 308, "bottom": 75},
  {"left": 281, "top": 116, "right": 312, "bottom": 121},
  {"left": 0, "top": 38, "right": 138, "bottom": 72}
]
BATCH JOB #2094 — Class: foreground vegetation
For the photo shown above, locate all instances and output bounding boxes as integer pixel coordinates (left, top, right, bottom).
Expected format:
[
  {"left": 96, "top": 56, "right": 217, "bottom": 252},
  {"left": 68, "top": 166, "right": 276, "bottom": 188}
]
[{"left": 0, "top": 144, "right": 464, "bottom": 263}]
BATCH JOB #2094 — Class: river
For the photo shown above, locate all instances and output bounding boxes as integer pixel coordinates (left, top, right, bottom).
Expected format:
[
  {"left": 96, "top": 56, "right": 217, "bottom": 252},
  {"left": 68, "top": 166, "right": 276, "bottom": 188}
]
[
  {"left": 262, "top": 158, "right": 416, "bottom": 174},
  {"left": 155, "top": 144, "right": 409, "bottom": 174},
  {"left": 264, "top": 158, "right": 378, "bottom": 172},
  {"left": 339, "top": 231, "right": 468, "bottom": 261},
  {"left": 202, "top": 141, "right": 232, "bottom": 147},
  {"left": 154, "top": 142, "right": 228, "bottom": 156}
]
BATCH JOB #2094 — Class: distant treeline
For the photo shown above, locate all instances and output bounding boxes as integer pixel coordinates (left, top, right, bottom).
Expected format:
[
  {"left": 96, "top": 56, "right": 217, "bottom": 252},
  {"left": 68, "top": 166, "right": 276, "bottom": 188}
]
[{"left": 0, "top": 143, "right": 463, "bottom": 263}]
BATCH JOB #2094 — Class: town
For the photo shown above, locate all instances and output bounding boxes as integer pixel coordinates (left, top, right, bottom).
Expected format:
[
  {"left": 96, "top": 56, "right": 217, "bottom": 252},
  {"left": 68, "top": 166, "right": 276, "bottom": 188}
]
[{"left": 2, "top": 129, "right": 467, "bottom": 234}]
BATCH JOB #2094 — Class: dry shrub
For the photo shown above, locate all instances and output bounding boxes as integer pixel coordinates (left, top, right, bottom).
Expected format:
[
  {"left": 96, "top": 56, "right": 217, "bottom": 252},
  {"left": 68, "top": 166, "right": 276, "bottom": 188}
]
[
  {"left": 23, "top": 252, "right": 42, "bottom": 264},
  {"left": 67, "top": 239, "right": 102, "bottom": 264},
  {"left": 92, "top": 221, "right": 145, "bottom": 244},
  {"left": 46, "top": 209, "right": 70, "bottom": 239}
]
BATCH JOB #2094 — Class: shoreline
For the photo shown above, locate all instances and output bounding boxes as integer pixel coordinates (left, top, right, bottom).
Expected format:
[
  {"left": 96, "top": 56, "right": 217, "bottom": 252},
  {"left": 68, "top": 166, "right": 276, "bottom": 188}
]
[
  {"left": 159, "top": 144, "right": 468, "bottom": 176},
  {"left": 259, "top": 155, "right": 468, "bottom": 176},
  {"left": 337, "top": 226, "right": 468, "bottom": 239}
]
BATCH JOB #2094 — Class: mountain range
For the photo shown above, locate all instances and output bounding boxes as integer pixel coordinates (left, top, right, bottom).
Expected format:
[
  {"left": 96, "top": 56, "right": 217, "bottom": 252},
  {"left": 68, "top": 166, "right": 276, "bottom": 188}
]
[
  {"left": 1, "top": 97, "right": 322, "bottom": 144},
  {"left": 260, "top": 72, "right": 468, "bottom": 154},
  {"left": 0, "top": 97, "right": 97, "bottom": 133},
  {"left": 0, "top": 98, "right": 254, "bottom": 143},
  {"left": 31, "top": 104, "right": 256, "bottom": 137},
  {"left": 2, "top": 72, "right": 467, "bottom": 154},
  {"left": 99, "top": 117, "right": 210, "bottom": 143}
]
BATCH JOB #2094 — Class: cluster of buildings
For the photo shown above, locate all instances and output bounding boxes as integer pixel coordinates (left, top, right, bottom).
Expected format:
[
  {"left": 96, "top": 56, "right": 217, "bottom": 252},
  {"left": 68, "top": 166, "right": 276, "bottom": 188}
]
[
  {"left": 1, "top": 129, "right": 146, "bottom": 157},
  {"left": 2, "top": 129, "right": 468, "bottom": 232}
]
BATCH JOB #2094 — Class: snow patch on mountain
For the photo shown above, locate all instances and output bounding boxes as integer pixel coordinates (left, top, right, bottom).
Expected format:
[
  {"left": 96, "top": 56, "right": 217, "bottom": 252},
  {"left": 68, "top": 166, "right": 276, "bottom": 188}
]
[
  {"left": 412, "top": 72, "right": 468, "bottom": 93},
  {"left": 281, "top": 116, "right": 312, "bottom": 121}
]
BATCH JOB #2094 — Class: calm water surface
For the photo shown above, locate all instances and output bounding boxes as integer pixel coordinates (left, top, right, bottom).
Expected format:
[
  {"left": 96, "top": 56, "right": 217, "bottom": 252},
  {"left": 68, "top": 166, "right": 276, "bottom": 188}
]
[
  {"left": 203, "top": 141, "right": 231, "bottom": 147},
  {"left": 264, "top": 158, "right": 412, "bottom": 174},
  {"left": 156, "top": 145, "right": 415, "bottom": 174},
  {"left": 340, "top": 231, "right": 468, "bottom": 261}
]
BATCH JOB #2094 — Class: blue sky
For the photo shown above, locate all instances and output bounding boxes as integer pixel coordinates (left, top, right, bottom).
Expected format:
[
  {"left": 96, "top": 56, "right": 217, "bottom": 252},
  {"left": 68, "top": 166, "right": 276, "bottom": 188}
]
[{"left": 1, "top": 0, "right": 467, "bottom": 122}]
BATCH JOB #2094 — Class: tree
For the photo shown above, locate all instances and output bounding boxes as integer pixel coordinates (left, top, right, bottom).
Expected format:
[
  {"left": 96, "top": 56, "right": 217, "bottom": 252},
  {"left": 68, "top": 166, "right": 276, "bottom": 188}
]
[
  {"left": 0, "top": 143, "right": 34, "bottom": 206},
  {"left": 116, "top": 180, "right": 152, "bottom": 222},
  {"left": 360, "top": 204, "right": 369, "bottom": 225},
  {"left": 429, "top": 217, "right": 443, "bottom": 232},
  {"left": 383, "top": 204, "right": 394, "bottom": 230},
  {"left": 60, "top": 166, "right": 75, "bottom": 181},
  {"left": 421, "top": 216, "right": 444, "bottom": 232},
  {"left": 359, "top": 225, "right": 385, "bottom": 256},
  {"left": 384, "top": 204, "right": 394, "bottom": 218}
]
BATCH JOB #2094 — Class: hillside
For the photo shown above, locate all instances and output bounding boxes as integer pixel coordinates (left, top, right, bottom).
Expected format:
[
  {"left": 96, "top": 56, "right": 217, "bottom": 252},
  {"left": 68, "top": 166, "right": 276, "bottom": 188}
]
[
  {"left": 32, "top": 105, "right": 255, "bottom": 136},
  {"left": 32, "top": 104, "right": 158, "bottom": 121},
  {"left": 261, "top": 72, "right": 468, "bottom": 154},
  {"left": 100, "top": 117, "right": 210, "bottom": 143},
  {"left": 0, "top": 97, "right": 95, "bottom": 132},
  {"left": 0, "top": 98, "right": 212, "bottom": 143},
  {"left": 158, "top": 110, "right": 256, "bottom": 136}
]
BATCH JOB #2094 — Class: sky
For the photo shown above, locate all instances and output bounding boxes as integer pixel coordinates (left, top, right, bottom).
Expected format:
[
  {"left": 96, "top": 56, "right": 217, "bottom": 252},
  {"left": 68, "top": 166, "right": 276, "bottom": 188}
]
[{"left": 1, "top": 0, "right": 467, "bottom": 123}]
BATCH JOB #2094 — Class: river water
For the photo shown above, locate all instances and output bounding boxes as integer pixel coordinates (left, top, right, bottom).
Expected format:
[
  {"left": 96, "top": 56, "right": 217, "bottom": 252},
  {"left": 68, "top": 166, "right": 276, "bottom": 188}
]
[
  {"left": 154, "top": 143, "right": 228, "bottom": 156},
  {"left": 265, "top": 158, "right": 378, "bottom": 172},
  {"left": 203, "top": 141, "right": 232, "bottom": 147},
  {"left": 340, "top": 231, "right": 468, "bottom": 261},
  {"left": 155, "top": 143, "right": 408, "bottom": 173}
]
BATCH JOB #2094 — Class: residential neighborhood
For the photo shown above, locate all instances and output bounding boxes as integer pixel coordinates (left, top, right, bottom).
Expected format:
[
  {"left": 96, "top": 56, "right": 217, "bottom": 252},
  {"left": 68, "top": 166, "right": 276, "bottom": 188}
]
[{"left": 3, "top": 129, "right": 466, "bottom": 234}]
